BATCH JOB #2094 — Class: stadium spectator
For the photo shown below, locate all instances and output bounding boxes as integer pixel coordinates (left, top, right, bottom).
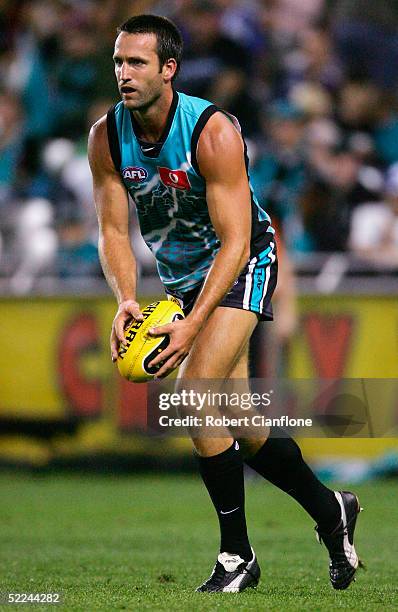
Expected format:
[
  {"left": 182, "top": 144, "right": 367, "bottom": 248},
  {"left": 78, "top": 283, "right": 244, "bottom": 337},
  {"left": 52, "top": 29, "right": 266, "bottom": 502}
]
[
  {"left": 302, "top": 140, "right": 384, "bottom": 253},
  {"left": 349, "top": 163, "right": 398, "bottom": 269},
  {"left": 1, "top": 4, "right": 54, "bottom": 170},
  {"left": 175, "top": 1, "right": 251, "bottom": 100},
  {"left": 332, "top": 0, "right": 398, "bottom": 89},
  {"left": 337, "top": 81, "right": 380, "bottom": 134},
  {"left": 0, "top": 91, "right": 24, "bottom": 203},
  {"left": 55, "top": 214, "right": 101, "bottom": 279},
  {"left": 283, "top": 25, "right": 344, "bottom": 96},
  {"left": 373, "top": 92, "right": 398, "bottom": 166},
  {"left": 53, "top": 22, "right": 100, "bottom": 139},
  {"left": 9, "top": 197, "right": 57, "bottom": 294},
  {"left": 3, "top": 0, "right": 398, "bottom": 280},
  {"left": 250, "top": 99, "right": 309, "bottom": 253},
  {"left": 207, "top": 68, "right": 261, "bottom": 138}
]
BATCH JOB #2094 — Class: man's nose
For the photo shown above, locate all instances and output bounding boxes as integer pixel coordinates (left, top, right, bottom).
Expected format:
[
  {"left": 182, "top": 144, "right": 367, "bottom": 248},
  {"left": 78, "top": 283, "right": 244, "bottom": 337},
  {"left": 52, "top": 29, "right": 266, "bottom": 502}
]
[{"left": 120, "top": 63, "right": 130, "bottom": 81}]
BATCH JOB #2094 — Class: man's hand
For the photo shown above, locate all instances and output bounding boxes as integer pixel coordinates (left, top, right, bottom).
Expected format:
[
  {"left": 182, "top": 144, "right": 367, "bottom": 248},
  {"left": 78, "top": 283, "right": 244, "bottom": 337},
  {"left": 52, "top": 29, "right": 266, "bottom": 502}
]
[
  {"left": 148, "top": 317, "right": 200, "bottom": 378},
  {"left": 111, "top": 299, "right": 144, "bottom": 362}
]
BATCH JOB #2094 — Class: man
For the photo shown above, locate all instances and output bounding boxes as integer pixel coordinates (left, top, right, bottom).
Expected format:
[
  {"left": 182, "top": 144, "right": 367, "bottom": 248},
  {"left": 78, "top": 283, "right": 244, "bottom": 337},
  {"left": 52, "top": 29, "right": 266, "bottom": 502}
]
[{"left": 88, "top": 14, "right": 362, "bottom": 593}]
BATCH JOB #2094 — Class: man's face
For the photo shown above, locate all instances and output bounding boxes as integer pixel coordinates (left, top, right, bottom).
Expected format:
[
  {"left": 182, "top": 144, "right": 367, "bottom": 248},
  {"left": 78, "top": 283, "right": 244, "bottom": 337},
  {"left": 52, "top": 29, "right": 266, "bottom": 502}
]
[{"left": 113, "top": 32, "right": 167, "bottom": 110}]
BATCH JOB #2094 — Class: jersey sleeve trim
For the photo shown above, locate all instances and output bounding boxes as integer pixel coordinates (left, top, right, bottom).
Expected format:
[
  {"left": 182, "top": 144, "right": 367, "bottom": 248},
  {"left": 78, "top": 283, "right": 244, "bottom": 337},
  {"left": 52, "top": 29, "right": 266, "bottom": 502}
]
[
  {"left": 106, "top": 105, "right": 121, "bottom": 171},
  {"left": 190, "top": 105, "right": 219, "bottom": 177}
]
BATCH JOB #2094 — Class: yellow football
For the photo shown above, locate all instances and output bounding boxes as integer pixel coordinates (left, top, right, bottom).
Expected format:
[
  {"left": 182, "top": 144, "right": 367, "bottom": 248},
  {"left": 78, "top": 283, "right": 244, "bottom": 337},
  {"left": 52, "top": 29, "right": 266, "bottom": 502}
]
[{"left": 117, "top": 299, "right": 184, "bottom": 382}]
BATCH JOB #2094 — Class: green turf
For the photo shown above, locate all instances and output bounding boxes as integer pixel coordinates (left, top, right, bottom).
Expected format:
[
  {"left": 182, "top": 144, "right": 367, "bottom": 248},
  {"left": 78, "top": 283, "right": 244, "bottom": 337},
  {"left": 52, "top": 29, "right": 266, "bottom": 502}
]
[{"left": 0, "top": 472, "right": 397, "bottom": 611}]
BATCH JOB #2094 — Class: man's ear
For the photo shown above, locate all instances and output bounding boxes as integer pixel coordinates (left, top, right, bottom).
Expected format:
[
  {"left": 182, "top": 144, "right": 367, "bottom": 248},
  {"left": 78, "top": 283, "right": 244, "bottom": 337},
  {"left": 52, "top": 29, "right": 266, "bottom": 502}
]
[{"left": 162, "top": 58, "right": 177, "bottom": 83}]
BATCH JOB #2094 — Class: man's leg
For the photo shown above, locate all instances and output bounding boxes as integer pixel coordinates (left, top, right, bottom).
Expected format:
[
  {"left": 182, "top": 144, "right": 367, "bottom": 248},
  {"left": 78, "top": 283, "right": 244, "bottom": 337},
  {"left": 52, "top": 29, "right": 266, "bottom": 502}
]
[
  {"left": 178, "top": 306, "right": 261, "bottom": 591},
  {"left": 179, "top": 306, "right": 258, "bottom": 456},
  {"left": 229, "top": 354, "right": 362, "bottom": 590},
  {"left": 244, "top": 433, "right": 341, "bottom": 530},
  {"left": 228, "top": 353, "right": 340, "bottom": 531}
]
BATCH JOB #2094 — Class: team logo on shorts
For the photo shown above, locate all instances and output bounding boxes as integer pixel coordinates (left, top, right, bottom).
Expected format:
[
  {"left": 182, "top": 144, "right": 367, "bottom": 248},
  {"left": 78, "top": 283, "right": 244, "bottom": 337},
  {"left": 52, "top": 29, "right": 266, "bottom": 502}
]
[
  {"left": 122, "top": 166, "right": 148, "bottom": 183},
  {"left": 158, "top": 167, "right": 191, "bottom": 190}
]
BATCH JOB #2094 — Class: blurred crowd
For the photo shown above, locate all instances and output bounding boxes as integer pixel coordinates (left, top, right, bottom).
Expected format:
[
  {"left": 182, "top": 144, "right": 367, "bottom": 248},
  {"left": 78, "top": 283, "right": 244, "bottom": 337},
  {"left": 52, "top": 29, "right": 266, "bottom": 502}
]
[{"left": 2, "top": 0, "right": 398, "bottom": 293}]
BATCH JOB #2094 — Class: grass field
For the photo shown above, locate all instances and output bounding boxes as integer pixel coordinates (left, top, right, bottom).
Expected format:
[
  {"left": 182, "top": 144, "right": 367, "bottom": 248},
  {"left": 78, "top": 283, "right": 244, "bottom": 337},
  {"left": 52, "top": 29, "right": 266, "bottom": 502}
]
[{"left": 0, "top": 472, "right": 397, "bottom": 611}]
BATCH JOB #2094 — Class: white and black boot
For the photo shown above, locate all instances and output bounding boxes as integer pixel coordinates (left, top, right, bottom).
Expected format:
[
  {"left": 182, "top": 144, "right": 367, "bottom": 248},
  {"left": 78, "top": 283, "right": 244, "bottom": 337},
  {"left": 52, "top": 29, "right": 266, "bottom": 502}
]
[
  {"left": 316, "top": 491, "right": 364, "bottom": 590},
  {"left": 196, "top": 549, "right": 260, "bottom": 593}
]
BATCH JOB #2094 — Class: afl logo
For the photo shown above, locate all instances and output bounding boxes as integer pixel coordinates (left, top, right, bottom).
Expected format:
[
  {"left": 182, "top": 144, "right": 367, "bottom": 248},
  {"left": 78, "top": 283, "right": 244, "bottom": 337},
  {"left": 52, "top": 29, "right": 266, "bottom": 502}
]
[{"left": 122, "top": 166, "right": 148, "bottom": 183}]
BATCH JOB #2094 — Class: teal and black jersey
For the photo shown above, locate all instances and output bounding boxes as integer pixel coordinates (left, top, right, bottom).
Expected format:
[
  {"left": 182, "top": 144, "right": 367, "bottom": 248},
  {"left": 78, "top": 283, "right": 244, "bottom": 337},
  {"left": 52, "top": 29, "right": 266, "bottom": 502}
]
[{"left": 107, "top": 90, "right": 275, "bottom": 292}]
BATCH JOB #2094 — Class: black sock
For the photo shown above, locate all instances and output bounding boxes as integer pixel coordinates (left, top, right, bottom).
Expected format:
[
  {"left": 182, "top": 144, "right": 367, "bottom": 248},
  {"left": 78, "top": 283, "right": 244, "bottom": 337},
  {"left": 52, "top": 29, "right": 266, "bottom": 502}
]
[
  {"left": 196, "top": 441, "right": 252, "bottom": 561},
  {"left": 246, "top": 428, "right": 340, "bottom": 531}
]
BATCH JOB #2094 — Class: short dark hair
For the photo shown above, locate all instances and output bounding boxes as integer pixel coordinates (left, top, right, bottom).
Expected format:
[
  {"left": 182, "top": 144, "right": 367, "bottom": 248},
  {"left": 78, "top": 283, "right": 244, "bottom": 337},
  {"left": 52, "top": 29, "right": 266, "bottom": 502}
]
[{"left": 117, "top": 14, "right": 183, "bottom": 80}]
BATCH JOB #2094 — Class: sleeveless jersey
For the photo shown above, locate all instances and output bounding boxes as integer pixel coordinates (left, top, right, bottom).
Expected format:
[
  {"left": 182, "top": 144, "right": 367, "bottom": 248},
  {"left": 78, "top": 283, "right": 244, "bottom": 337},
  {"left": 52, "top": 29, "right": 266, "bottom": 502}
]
[{"left": 107, "top": 90, "right": 274, "bottom": 292}]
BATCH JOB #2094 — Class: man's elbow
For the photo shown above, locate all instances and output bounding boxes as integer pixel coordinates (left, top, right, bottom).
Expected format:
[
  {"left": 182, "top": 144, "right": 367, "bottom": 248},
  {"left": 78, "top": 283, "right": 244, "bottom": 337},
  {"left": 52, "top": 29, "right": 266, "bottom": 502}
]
[
  {"left": 234, "top": 238, "right": 250, "bottom": 266},
  {"left": 241, "top": 242, "right": 250, "bottom": 265},
  {"left": 99, "top": 227, "right": 130, "bottom": 244},
  {"left": 238, "top": 248, "right": 250, "bottom": 274},
  {"left": 221, "top": 238, "right": 250, "bottom": 269}
]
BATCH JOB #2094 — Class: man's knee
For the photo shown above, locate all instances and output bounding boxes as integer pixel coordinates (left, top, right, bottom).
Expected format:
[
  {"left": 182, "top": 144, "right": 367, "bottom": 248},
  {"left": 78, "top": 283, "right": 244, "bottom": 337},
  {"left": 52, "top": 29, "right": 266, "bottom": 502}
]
[
  {"left": 238, "top": 435, "right": 269, "bottom": 460},
  {"left": 192, "top": 437, "right": 234, "bottom": 458}
]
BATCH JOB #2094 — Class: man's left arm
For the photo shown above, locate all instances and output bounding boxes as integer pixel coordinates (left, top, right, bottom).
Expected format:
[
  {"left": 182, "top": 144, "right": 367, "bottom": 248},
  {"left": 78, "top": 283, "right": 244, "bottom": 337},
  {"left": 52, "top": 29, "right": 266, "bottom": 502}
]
[{"left": 149, "top": 112, "right": 252, "bottom": 376}]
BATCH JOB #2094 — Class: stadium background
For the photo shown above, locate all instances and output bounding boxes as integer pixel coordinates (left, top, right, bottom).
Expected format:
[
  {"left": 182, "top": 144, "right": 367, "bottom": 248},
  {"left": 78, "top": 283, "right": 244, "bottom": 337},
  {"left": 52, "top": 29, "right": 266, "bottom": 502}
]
[
  {"left": 1, "top": 0, "right": 397, "bottom": 472},
  {"left": 1, "top": 2, "right": 398, "bottom": 609}
]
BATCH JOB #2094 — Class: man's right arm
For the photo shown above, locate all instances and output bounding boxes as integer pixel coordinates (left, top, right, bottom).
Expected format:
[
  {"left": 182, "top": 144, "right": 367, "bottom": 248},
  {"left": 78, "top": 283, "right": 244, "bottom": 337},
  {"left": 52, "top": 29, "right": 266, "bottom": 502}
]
[{"left": 88, "top": 115, "right": 143, "bottom": 361}]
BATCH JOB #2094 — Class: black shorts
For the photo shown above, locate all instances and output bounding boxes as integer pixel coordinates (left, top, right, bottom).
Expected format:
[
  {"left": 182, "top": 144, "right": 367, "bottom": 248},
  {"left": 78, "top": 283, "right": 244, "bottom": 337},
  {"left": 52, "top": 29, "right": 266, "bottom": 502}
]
[{"left": 165, "top": 240, "right": 278, "bottom": 321}]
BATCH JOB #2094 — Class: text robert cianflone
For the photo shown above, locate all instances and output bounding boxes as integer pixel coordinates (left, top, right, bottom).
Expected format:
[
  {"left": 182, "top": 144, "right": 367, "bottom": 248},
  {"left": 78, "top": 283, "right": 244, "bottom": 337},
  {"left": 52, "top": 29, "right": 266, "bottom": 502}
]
[
  {"left": 158, "top": 415, "right": 313, "bottom": 428},
  {"left": 158, "top": 390, "right": 273, "bottom": 411}
]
